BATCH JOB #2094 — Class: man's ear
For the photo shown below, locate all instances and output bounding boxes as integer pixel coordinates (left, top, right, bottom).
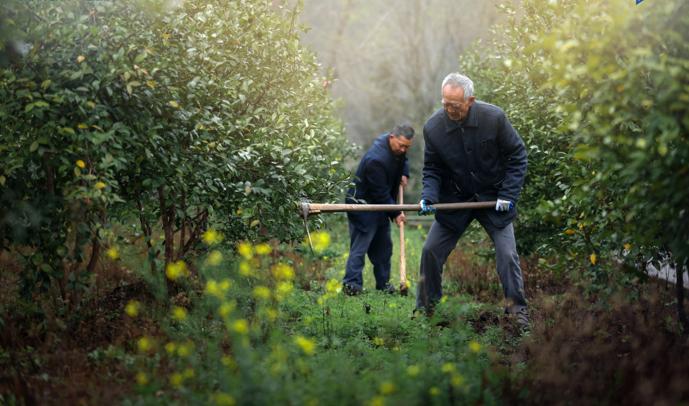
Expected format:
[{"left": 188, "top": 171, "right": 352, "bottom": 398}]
[{"left": 468, "top": 96, "right": 476, "bottom": 105}]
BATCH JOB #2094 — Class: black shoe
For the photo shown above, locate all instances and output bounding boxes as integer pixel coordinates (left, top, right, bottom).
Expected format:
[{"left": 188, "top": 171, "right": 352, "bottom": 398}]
[
  {"left": 343, "top": 283, "right": 362, "bottom": 296},
  {"left": 505, "top": 305, "right": 530, "bottom": 331},
  {"left": 378, "top": 283, "right": 396, "bottom": 295}
]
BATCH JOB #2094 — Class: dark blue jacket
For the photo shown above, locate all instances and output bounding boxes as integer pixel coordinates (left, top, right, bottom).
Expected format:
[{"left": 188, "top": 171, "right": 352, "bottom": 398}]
[
  {"left": 346, "top": 133, "right": 409, "bottom": 231},
  {"left": 421, "top": 101, "right": 527, "bottom": 230}
]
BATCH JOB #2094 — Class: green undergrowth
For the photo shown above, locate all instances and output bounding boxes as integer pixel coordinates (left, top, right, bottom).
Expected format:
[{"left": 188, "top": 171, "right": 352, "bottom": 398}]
[{"left": 121, "top": 221, "right": 518, "bottom": 405}]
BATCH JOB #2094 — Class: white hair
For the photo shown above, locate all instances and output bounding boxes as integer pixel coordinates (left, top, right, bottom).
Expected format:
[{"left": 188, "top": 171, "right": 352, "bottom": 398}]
[{"left": 441, "top": 73, "right": 474, "bottom": 100}]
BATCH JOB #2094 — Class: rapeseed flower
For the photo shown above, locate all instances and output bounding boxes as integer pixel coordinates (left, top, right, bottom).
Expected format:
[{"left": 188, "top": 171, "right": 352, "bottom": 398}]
[
  {"left": 368, "top": 396, "right": 385, "bottom": 406},
  {"left": 218, "top": 301, "right": 235, "bottom": 318},
  {"left": 135, "top": 371, "right": 148, "bottom": 385},
  {"left": 294, "top": 335, "right": 316, "bottom": 355},
  {"left": 165, "top": 342, "right": 177, "bottom": 355},
  {"left": 203, "top": 229, "right": 223, "bottom": 245},
  {"left": 379, "top": 381, "right": 396, "bottom": 395},
  {"left": 372, "top": 337, "right": 385, "bottom": 347},
  {"left": 429, "top": 387, "right": 440, "bottom": 396},
  {"left": 255, "top": 243, "right": 272, "bottom": 255},
  {"left": 137, "top": 336, "right": 154, "bottom": 353},
  {"left": 95, "top": 181, "right": 106, "bottom": 190},
  {"left": 468, "top": 340, "right": 482, "bottom": 353},
  {"left": 406, "top": 364, "right": 421, "bottom": 377},
  {"left": 206, "top": 250, "right": 223, "bottom": 266},
  {"left": 275, "top": 281, "right": 293, "bottom": 301},
  {"left": 106, "top": 247, "right": 120, "bottom": 260},
  {"left": 239, "top": 260, "right": 252, "bottom": 276},
  {"left": 310, "top": 231, "right": 331, "bottom": 253},
  {"left": 441, "top": 362, "right": 455, "bottom": 374},
  {"left": 166, "top": 260, "right": 189, "bottom": 280},
  {"left": 125, "top": 300, "right": 141, "bottom": 317},
  {"left": 252, "top": 286, "right": 271, "bottom": 300},
  {"left": 237, "top": 242, "right": 253, "bottom": 259},
  {"left": 171, "top": 306, "right": 188, "bottom": 321},
  {"left": 451, "top": 373, "right": 464, "bottom": 387},
  {"left": 232, "top": 319, "right": 249, "bottom": 335},
  {"left": 75, "top": 159, "right": 86, "bottom": 169},
  {"left": 325, "top": 279, "right": 342, "bottom": 294},
  {"left": 170, "top": 372, "right": 184, "bottom": 388},
  {"left": 272, "top": 263, "right": 295, "bottom": 280},
  {"left": 177, "top": 341, "right": 194, "bottom": 357}
]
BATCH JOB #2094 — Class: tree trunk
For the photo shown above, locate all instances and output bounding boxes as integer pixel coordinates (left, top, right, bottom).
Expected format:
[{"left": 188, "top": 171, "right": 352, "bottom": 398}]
[{"left": 158, "top": 186, "right": 175, "bottom": 265}]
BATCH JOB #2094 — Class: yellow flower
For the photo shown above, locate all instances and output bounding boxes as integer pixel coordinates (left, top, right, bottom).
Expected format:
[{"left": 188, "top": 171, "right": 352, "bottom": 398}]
[
  {"left": 294, "top": 335, "right": 316, "bottom": 355},
  {"left": 75, "top": 159, "right": 86, "bottom": 169},
  {"left": 429, "top": 387, "right": 440, "bottom": 397},
  {"left": 239, "top": 260, "right": 252, "bottom": 276},
  {"left": 137, "top": 336, "right": 154, "bottom": 353},
  {"left": 623, "top": 243, "right": 632, "bottom": 251},
  {"left": 206, "top": 250, "right": 223, "bottom": 266},
  {"left": 165, "top": 342, "right": 177, "bottom": 354},
  {"left": 406, "top": 364, "right": 421, "bottom": 377},
  {"left": 95, "top": 181, "right": 106, "bottom": 190},
  {"left": 183, "top": 368, "right": 195, "bottom": 379},
  {"left": 221, "top": 355, "right": 236, "bottom": 369},
  {"left": 368, "top": 396, "right": 385, "bottom": 406},
  {"left": 166, "top": 260, "right": 189, "bottom": 281},
  {"left": 218, "top": 301, "right": 235, "bottom": 318},
  {"left": 255, "top": 243, "right": 272, "bottom": 255},
  {"left": 106, "top": 247, "right": 119, "bottom": 260},
  {"left": 177, "top": 341, "right": 193, "bottom": 357},
  {"left": 135, "top": 371, "right": 149, "bottom": 385},
  {"left": 589, "top": 253, "right": 597, "bottom": 265},
  {"left": 379, "top": 381, "right": 396, "bottom": 395},
  {"left": 325, "top": 279, "right": 342, "bottom": 294},
  {"left": 310, "top": 231, "right": 331, "bottom": 253},
  {"left": 125, "top": 300, "right": 141, "bottom": 317},
  {"left": 266, "top": 308, "right": 278, "bottom": 321},
  {"left": 468, "top": 340, "right": 482, "bottom": 353},
  {"left": 451, "top": 373, "right": 464, "bottom": 387},
  {"left": 206, "top": 279, "right": 222, "bottom": 298},
  {"left": 77, "top": 123, "right": 88, "bottom": 129},
  {"left": 76, "top": 55, "right": 86, "bottom": 63},
  {"left": 372, "top": 337, "right": 385, "bottom": 347},
  {"left": 272, "top": 263, "right": 294, "bottom": 280},
  {"left": 232, "top": 319, "right": 249, "bottom": 335},
  {"left": 203, "top": 229, "right": 223, "bottom": 245},
  {"left": 219, "top": 279, "right": 231, "bottom": 291},
  {"left": 169, "top": 372, "right": 184, "bottom": 388},
  {"left": 564, "top": 228, "right": 576, "bottom": 235},
  {"left": 171, "top": 306, "right": 187, "bottom": 321},
  {"left": 168, "top": 100, "right": 180, "bottom": 109},
  {"left": 275, "top": 281, "right": 293, "bottom": 301},
  {"left": 252, "top": 286, "right": 271, "bottom": 300},
  {"left": 237, "top": 242, "right": 253, "bottom": 259},
  {"left": 213, "top": 392, "right": 236, "bottom": 406},
  {"left": 441, "top": 362, "right": 455, "bottom": 374}
]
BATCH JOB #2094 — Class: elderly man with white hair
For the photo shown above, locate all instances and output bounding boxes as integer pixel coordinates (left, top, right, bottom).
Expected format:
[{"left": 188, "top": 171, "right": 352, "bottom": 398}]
[{"left": 416, "top": 73, "right": 529, "bottom": 329}]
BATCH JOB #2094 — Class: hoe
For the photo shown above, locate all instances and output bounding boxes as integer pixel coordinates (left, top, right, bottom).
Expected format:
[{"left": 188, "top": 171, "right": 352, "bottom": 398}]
[{"left": 300, "top": 196, "right": 496, "bottom": 295}]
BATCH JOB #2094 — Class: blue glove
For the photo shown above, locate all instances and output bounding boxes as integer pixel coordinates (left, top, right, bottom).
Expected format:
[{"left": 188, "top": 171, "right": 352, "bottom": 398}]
[
  {"left": 419, "top": 199, "right": 436, "bottom": 215},
  {"left": 495, "top": 199, "right": 514, "bottom": 212}
]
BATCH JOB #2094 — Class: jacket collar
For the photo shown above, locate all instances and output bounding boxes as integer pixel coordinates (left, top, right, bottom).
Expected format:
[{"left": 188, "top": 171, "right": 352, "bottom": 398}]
[{"left": 444, "top": 104, "right": 479, "bottom": 133}]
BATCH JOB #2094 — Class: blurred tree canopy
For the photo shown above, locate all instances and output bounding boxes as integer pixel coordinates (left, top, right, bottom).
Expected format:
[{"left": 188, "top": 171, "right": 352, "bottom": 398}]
[
  {"left": 300, "top": 0, "right": 508, "bottom": 198},
  {"left": 0, "top": 0, "right": 351, "bottom": 299}
]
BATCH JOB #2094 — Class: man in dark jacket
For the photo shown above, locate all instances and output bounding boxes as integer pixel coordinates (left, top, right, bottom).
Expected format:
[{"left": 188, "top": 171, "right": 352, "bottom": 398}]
[
  {"left": 417, "top": 73, "right": 529, "bottom": 328},
  {"left": 343, "top": 124, "right": 414, "bottom": 295}
]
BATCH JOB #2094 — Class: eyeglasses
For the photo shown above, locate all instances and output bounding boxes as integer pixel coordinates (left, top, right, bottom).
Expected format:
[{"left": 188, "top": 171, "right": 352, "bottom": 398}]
[{"left": 441, "top": 100, "right": 466, "bottom": 111}]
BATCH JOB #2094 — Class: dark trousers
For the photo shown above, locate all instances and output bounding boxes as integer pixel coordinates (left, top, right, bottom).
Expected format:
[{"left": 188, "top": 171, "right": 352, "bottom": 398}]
[
  {"left": 343, "top": 220, "right": 392, "bottom": 290},
  {"left": 416, "top": 219, "right": 527, "bottom": 311}
]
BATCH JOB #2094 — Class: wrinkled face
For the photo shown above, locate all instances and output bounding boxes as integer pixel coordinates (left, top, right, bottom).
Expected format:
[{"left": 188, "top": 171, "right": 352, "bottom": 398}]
[
  {"left": 442, "top": 84, "right": 475, "bottom": 122},
  {"left": 388, "top": 134, "right": 412, "bottom": 156}
]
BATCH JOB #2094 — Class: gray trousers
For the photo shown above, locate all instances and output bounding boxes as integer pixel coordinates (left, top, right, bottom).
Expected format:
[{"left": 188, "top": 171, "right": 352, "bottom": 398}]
[{"left": 416, "top": 219, "right": 527, "bottom": 311}]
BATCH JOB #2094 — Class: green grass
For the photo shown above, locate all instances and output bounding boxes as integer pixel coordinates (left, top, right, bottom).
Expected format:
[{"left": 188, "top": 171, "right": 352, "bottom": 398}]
[{"left": 123, "top": 218, "right": 516, "bottom": 405}]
